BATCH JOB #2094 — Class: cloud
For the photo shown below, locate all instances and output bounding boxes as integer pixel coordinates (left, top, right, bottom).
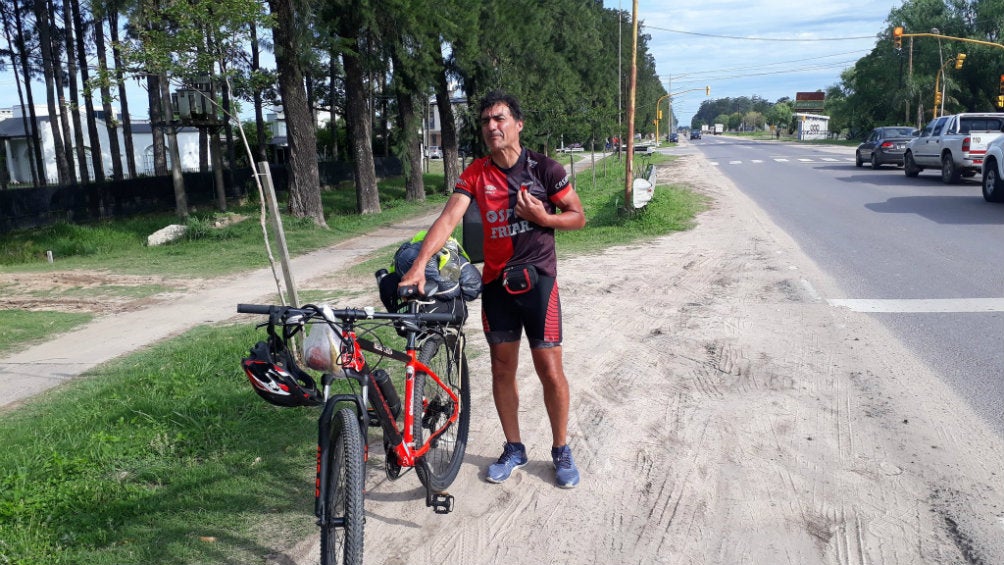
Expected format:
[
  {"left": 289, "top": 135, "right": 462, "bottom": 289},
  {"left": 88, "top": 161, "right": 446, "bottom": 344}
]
[{"left": 610, "top": 0, "right": 902, "bottom": 125}]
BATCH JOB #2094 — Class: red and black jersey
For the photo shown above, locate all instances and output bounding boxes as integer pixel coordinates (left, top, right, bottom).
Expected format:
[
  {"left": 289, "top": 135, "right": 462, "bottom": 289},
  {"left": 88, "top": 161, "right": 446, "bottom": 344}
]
[{"left": 454, "top": 148, "right": 574, "bottom": 283}]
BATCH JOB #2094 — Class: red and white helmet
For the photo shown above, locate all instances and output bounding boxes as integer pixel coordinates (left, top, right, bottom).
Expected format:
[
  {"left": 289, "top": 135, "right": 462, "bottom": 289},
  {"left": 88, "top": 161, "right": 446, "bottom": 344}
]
[{"left": 241, "top": 340, "right": 322, "bottom": 408}]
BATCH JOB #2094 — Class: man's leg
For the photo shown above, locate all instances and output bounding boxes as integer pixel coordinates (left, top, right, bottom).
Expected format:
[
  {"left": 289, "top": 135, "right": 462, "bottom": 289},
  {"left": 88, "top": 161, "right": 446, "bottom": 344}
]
[
  {"left": 530, "top": 345, "right": 569, "bottom": 447},
  {"left": 490, "top": 340, "right": 522, "bottom": 442}
]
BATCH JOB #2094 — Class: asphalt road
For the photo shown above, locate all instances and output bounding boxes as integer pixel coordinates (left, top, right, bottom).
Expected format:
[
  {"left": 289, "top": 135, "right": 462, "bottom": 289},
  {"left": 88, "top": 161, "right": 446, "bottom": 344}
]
[{"left": 674, "top": 135, "right": 1004, "bottom": 435}]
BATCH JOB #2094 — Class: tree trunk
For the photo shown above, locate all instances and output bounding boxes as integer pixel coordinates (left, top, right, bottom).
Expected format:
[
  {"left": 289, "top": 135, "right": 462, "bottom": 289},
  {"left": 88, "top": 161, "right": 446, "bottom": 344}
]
[
  {"left": 434, "top": 58, "right": 460, "bottom": 195},
  {"left": 327, "top": 51, "right": 340, "bottom": 161},
  {"left": 34, "top": 0, "right": 70, "bottom": 185},
  {"left": 250, "top": 23, "right": 268, "bottom": 163},
  {"left": 220, "top": 77, "right": 237, "bottom": 193},
  {"left": 109, "top": 13, "right": 137, "bottom": 178},
  {"left": 71, "top": 0, "right": 104, "bottom": 182},
  {"left": 396, "top": 90, "right": 425, "bottom": 202},
  {"left": 94, "top": 16, "right": 122, "bottom": 180},
  {"left": 211, "top": 127, "right": 226, "bottom": 211},
  {"left": 160, "top": 74, "right": 187, "bottom": 219},
  {"left": 343, "top": 42, "right": 380, "bottom": 214},
  {"left": 63, "top": 0, "right": 89, "bottom": 183},
  {"left": 147, "top": 73, "right": 168, "bottom": 176},
  {"left": 267, "top": 0, "right": 326, "bottom": 226}
]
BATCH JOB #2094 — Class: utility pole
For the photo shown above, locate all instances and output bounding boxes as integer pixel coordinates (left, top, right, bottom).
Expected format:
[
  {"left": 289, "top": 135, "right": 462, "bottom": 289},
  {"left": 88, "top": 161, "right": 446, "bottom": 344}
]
[{"left": 624, "top": 0, "right": 639, "bottom": 208}]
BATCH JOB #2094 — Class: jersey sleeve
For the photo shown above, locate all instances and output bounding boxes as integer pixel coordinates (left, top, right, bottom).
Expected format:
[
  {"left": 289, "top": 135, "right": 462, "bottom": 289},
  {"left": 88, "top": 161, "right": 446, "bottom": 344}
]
[
  {"left": 544, "top": 158, "right": 573, "bottom": 203},
  {"left": 453, "top": 158, "right": 482, "bottom": 199}
]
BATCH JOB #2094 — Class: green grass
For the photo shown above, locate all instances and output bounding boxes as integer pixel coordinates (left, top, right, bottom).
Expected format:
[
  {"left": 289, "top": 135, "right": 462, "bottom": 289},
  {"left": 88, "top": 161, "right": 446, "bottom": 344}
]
[
  {"left": 0, "top": 155, "right": 708, "bottom": 564},
  {"left": 0, "top": 310, "right": 93, "bottom": 355}
]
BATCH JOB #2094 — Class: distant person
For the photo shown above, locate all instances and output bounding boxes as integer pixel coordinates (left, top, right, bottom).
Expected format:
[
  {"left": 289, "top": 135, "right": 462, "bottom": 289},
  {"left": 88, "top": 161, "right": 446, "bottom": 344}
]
[{"left": 399, "top": 90, "right": 586, "bottom": 488}]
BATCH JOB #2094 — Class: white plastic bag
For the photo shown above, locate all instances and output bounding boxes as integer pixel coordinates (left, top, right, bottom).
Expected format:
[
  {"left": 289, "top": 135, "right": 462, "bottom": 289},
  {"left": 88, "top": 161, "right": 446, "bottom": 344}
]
[{"left": 303, "top": 305, "right": 342, "bottom": 371}]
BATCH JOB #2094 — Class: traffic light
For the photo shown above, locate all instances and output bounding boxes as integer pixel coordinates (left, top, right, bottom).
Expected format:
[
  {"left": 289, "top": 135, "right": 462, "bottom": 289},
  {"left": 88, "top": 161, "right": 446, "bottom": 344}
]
[
  {"left": 935, "top": 91, "right": 942, "bottom": 106},
  {"left": 998, "top": 75, "right": 1004, "bottom": 108},
  {"left": 893, "top": 26, "right": 903, "bottom": 50},
  {"left": 955, "top": 54, "right": 966, "bottom": 70},
  {"left": 998, "top": 95, "right": 1004, "bottom": 109},
  {"left": 658, "top": 110, "right": 662, "bottom": 120}
]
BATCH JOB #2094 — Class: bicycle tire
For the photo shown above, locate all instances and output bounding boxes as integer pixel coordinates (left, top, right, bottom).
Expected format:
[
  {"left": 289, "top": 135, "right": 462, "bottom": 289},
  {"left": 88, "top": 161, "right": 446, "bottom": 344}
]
[
  {"left": 320, "top": 408, "right": 365, "bottom": 565},
  {"left": 413, "top": 331, "right": 470, "bottom": 492}
]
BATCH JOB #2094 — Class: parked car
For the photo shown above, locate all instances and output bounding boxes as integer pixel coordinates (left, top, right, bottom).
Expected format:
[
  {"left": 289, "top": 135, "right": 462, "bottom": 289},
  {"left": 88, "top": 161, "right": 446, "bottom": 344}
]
[
  {"left": 425, "top": 145, "right": 442, "bottom": 159},
  {"left": 904, "top": 113, "right": 1004, "bottom": 183},
  {"left": 855, "top": 126, "right": 917, "bottom": 169},
  {"left": 979, "top": 136, "right": 1004, "bottom": 202},
  {"left": 690, "top": 130, "right": 702, "bottom": 140},
  {"left": 669, "top": 132, "right": 679, "bottom": 143}
]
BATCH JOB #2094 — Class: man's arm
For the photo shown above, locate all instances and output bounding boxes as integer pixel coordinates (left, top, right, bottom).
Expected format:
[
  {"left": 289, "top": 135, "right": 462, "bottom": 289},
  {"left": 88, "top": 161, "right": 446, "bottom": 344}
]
[{"left": 398, "top": 192, "right": 472, "bottom": 291}]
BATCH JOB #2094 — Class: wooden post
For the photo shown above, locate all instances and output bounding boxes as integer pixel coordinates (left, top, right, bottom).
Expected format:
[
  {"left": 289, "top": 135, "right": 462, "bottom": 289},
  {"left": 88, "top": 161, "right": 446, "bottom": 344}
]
[{"left": 259, "top": 161, "right": 299, "bottom": 307}]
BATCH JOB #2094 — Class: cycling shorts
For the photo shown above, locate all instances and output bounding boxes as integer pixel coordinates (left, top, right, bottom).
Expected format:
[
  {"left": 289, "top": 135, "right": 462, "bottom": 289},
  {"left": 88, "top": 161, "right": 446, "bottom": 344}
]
[{"left": 481, "top": 274, "right": 562, "bottom": 349}]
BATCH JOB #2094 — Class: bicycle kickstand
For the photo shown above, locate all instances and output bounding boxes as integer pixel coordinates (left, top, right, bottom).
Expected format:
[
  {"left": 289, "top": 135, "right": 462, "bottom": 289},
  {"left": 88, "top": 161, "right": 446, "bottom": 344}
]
[{"left": 426, "top": 488, "right": 454, "bottom": 515}]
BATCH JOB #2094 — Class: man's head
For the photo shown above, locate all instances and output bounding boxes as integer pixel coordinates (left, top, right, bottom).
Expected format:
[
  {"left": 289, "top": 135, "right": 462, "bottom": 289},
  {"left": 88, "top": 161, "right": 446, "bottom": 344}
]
[{"left": 479, "top": 91, "right": 524, "bottom": 157}]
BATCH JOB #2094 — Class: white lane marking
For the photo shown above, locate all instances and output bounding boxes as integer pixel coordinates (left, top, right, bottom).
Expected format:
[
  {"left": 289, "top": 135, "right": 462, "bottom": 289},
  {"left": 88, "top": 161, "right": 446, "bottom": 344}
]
[
  {"left": 730, "top": 160, "right": 743, "bottom": 165},
  {"left": 798, "top": 158, "right": 814, "bottom": 162},
  {"left": 821, "top": 157, "right": 840, "bottom": 162},
  {"left": 774, "top": 158, "right": 789, "bottom": 162},
  {"left": 751, "top": 159, "right": 764, "bottom": 164},
  {"left": 828, "top": 298, "right": 1004, "bottom": 313}
]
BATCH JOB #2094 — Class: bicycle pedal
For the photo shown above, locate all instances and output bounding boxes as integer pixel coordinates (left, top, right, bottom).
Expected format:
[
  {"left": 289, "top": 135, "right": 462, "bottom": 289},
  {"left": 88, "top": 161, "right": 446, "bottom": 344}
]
[{"left": 426, "top": 491, "right": 454, "bottom": 514}]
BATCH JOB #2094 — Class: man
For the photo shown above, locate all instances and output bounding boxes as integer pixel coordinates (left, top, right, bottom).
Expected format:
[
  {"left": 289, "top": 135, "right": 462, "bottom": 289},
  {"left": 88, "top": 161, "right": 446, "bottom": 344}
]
[{"left": 399, "top": 91, "right": 586, "bottom": 488}]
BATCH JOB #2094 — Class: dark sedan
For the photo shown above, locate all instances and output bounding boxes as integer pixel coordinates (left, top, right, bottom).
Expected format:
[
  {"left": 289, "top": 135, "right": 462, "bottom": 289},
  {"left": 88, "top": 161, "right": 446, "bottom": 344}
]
[{"left": 856, "top": 126, "right": 917, "bottom": 169}]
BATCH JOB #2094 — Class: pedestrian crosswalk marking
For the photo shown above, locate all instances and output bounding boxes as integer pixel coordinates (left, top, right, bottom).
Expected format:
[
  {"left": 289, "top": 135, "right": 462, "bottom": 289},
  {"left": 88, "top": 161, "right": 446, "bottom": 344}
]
[{"left": 708, "top": 157, "right": 857, "bottom": 167}]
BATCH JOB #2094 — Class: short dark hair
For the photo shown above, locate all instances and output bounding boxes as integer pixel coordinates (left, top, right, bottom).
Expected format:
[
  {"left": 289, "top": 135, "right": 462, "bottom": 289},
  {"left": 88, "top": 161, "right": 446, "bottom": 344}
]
[{"left": 479, "top": 90, "right": 523, "bottom": 121}]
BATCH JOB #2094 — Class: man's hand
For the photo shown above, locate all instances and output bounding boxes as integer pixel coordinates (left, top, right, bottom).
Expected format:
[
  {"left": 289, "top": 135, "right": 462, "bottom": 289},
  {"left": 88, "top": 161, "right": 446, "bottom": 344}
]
[
  {"left": 398, "top": 264, "right": 427, "bottom": 296},
  {"left": 515, "top": 186, "right": 548, "bottom": 225}
]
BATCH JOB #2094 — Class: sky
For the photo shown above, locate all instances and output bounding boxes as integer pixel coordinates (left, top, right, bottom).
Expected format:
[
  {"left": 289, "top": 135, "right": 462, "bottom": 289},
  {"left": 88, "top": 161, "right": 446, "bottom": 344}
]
[{"left": 606, "top": 0, "right": 906, "bottom": 127}]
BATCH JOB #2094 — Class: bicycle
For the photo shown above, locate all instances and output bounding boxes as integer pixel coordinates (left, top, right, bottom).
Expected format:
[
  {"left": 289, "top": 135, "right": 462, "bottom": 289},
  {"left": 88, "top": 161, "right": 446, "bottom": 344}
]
[{"left": 237, "top": 283, "right": 470, "bottom": 565}]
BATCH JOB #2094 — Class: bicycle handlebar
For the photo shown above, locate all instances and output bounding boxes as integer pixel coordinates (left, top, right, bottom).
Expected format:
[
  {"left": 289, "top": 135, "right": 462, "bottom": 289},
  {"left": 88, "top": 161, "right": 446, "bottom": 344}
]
[{"left": 236, "top": 303, "right": 461, "bottom": 325}]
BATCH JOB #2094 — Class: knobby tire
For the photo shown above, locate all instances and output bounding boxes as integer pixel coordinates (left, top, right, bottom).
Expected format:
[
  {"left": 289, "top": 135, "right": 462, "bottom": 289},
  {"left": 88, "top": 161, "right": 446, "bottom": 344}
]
[
  {"left": 320, "top": 408, "right": 364, "bottom": 565},
  {"left": 413, "top": 332, "right": 470, "bottom": 492}
]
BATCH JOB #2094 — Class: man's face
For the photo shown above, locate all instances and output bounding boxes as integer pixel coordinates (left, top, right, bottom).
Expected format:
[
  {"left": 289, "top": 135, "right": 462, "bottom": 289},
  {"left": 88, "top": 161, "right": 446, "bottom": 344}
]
[{"left": 480, "top": 103, "right": 523, "bottom": 153}]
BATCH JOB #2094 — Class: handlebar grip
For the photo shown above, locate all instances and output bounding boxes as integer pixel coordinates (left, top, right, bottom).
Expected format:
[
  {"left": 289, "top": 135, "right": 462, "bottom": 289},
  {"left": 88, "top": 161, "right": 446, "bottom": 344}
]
[
  {"left": 422, "top": 312, "right": 461, "bottom": 323},
  {"left": 237, "top": 303, "right": 273, "bottom": 314},
  {"left": 398, "top": 285, "right": 418, "bottom": 298}
]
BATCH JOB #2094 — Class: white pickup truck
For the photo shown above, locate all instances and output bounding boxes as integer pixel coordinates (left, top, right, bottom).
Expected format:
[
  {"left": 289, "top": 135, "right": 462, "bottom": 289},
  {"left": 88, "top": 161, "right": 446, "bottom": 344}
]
[{"left": 903, "top": 113, "right": 1004, "bottom": 184}]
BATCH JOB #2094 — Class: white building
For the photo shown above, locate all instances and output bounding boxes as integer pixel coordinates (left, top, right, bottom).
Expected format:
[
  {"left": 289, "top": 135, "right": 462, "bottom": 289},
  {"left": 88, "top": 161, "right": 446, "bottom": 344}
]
[
  {"left": 0, "top": 105, "right": 203, "bottom": 185},
  {"left": 795, "top": 113, "right": 830, "bottom": 141}
]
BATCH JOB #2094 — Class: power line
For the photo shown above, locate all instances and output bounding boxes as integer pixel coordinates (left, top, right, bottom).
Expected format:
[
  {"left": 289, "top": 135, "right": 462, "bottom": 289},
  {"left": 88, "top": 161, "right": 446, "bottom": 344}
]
[{"left": 642, "top": 25, "right": 876, "bottom": 42}]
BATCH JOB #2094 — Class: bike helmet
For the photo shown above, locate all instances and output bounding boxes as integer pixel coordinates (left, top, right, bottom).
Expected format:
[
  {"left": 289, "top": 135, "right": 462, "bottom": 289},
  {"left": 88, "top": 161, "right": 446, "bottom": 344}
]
[{"left": 241, "top": 339, "right": 323, "bottom": 407}]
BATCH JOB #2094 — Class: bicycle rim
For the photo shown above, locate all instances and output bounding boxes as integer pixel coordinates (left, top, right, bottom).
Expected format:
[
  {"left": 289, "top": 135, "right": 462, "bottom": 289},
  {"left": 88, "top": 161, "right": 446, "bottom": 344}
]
[
  {"left": 414, "top": 332, "right": 470, "bottom": 492},
  {"left": 320, "top": 408, "right": 365, "bottom": 565}
]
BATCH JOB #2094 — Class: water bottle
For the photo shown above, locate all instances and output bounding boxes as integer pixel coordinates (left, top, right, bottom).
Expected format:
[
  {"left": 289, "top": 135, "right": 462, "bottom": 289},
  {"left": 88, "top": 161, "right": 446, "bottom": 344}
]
[{"left": 369, "top": 369, "right": 401, "bottom": 420}]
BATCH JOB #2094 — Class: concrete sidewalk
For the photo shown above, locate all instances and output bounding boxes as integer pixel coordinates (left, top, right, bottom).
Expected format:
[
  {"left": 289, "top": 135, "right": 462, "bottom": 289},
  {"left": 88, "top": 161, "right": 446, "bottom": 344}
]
[{"left": 0, "top": 212, "right": 439, "bottom": 409}]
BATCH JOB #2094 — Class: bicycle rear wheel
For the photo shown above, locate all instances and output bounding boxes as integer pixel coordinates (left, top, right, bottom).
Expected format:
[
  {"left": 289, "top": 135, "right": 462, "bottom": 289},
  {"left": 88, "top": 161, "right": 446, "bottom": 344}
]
[
  {"left": 320, "top": 407, "right": 364, "bottom": 565},
  {"left": 413, "top": 331, "right": 470, "bottom": 492}
]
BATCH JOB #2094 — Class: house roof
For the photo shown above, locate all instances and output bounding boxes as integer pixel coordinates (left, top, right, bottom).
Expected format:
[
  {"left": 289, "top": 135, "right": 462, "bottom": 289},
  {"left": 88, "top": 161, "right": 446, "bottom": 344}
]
[{"left": 0, "top": 116, "right": 47, "bottom": 138}]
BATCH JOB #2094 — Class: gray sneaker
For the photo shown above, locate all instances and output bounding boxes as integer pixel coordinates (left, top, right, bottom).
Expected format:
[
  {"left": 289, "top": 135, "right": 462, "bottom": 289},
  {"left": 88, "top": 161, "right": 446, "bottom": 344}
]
[
  {"left": 551, "top": 445, "right": 580, "bottom": 488},
  {"left": 486, "top": 442, "right": 528, "bottom": 483}
]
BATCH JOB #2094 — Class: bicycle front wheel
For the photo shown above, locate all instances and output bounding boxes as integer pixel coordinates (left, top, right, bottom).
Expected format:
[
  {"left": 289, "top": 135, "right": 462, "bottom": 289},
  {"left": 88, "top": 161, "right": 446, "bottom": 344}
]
[
  {"left": 320, "top": 407, "right": 364, "bottom": 565},
  {"left": 413, "top": 331, "right": 470, "bottom": 492}
]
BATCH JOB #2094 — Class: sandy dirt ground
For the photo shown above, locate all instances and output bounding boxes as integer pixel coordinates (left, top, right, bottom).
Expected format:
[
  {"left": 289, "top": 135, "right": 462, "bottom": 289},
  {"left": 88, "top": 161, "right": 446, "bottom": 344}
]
[
  {"left": 4, "top": 152, "right": 1003, "bottom": 564},
  {"left": 282, "top": 152, "right": 1004, "bottom": 565}
]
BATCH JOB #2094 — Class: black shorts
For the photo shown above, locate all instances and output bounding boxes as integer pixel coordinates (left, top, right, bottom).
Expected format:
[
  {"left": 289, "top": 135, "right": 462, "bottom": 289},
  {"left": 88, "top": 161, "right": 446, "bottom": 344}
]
[{"left": 481, "top": 274, "right": 562, "bottom": 349}]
